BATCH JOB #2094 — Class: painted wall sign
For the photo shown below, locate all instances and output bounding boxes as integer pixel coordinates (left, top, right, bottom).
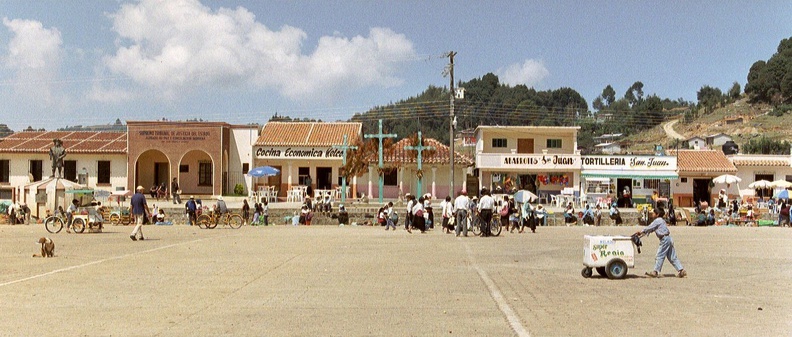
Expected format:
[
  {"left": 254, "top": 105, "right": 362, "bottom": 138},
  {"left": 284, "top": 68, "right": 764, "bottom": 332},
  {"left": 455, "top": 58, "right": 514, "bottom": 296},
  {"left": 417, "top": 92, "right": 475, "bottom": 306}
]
[
  {"left": 255, "top": 147, "right": 344, "bottom": 159},
  {"left": 581, "top": 156, "right": 677, "bottom": 171},
  {"left": 137, "top": 130, "right": 210, "bottom": 143},
  {"left": 501, "top": 154, "right": 580, "bottom": 169}
]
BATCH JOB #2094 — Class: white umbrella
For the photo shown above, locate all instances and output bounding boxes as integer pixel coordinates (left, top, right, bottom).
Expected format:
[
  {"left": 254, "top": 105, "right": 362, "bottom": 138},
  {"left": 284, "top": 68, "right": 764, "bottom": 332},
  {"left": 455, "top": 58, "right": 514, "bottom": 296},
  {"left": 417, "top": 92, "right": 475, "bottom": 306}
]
[
  {"left": 770, "top": 179, "right": 792, "bottom": 188},
  {"left": 748, "top": 180, "right": 773, "bottom": 189},
  {"left": 712, "top": 174, "right": 741, "bottom": 185},
  {"left": 513, "top": 190, "right": 538, "bottom": 203}
]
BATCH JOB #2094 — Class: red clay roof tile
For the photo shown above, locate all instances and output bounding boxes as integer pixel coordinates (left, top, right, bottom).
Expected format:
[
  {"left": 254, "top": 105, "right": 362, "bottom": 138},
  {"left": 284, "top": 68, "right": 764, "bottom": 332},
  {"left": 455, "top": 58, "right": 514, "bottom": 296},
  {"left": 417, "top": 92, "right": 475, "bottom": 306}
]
[
  {"left": 677, "top": 150, "right": 736, "bottom": 173},
  {"left": 255, "top": 122, "right": 362, "bottom": 146},
  {"left": 0, "top": 131, "right": 127, "bottom": 154}
]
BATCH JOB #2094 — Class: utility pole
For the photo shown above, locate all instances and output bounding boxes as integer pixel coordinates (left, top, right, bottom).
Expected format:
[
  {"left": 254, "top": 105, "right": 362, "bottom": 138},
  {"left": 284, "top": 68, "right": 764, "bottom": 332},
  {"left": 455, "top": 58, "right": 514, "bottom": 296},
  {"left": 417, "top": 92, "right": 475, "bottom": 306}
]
[{"left": 447, "top": 51, "right": 456, "bottom": 198}]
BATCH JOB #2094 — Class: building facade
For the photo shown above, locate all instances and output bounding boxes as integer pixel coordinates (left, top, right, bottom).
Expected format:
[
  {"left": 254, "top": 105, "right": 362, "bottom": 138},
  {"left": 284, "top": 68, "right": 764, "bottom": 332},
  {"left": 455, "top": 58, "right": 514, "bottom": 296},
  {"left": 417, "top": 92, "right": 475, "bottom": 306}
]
[{"left": 127, "top": 121, "right": 257, "bottom": 197}]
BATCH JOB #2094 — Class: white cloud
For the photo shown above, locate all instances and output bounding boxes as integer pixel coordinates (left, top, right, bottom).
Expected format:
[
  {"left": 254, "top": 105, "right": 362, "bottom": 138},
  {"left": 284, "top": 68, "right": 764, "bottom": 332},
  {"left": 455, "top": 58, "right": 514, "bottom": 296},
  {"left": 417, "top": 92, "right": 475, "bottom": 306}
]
[
  {"left": 2, "top": 17, "right": 63, "bottom": 103},
  {"left": 101, "top": 0, "right": 416, "bottom": 101},
  {"left": 497, "top": 59, "right": 549, "bottom": 88}
]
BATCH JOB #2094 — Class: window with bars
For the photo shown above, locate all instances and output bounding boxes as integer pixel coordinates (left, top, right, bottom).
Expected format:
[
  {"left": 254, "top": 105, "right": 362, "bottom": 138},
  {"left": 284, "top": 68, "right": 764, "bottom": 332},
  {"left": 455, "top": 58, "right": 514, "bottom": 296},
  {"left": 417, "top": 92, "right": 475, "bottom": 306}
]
[
  {"left": 198, "top": 162, "right": 212, "bottom": 186},
  {"left": 643, "top": 179, "right": 661, "bottom": 190},
  {"left": 0, "top": 160, "right": 9, "bottom": 183},
  {"left": 492, "top": 138, "right": 507, "bottom": 148},
  {"left": 546, "top": 139, "right": 562, "bottom": 148}
]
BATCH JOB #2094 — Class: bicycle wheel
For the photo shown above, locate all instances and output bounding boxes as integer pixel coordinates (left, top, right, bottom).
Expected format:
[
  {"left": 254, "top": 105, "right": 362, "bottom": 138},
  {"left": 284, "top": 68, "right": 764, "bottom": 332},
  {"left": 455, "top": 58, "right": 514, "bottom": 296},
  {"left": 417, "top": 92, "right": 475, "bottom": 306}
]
[
  {"left": 206, "top": 216, "right": 218, "bottom": 229},
  {"left": 471, "top": 216, "right": 482, "bottom": 236},
  {"left": 489, "top": 218, "right": 502, "bottom": 236},
  {"left": 72, "top": 218, "right": 86, "bottom": 233},
  {"left": 228, "top": 214, "right": 243, "bottom": 229},
  {"left": 196, "top": 214, "right": 211, "bottom": 229},
  {"left": 44, "top": 217, "right": 64, "bottom": 234},
  {"left": 109, "top": 213, "right": 120, "bottom": 225}
]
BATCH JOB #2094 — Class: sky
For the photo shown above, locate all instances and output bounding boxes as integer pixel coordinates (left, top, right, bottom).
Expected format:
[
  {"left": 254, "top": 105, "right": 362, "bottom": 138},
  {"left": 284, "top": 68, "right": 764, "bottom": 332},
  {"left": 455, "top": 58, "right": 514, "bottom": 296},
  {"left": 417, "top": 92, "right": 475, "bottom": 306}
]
[{"left": 0, "top": 0, "right": 790, "bottom": 131}]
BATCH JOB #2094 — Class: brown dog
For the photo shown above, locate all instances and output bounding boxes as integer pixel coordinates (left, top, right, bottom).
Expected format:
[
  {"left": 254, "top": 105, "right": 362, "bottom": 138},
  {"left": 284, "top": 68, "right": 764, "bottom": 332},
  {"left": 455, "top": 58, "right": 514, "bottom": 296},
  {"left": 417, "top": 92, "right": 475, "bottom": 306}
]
[{"left": 34, "top": 237, "right": 55, "bottom": 257}]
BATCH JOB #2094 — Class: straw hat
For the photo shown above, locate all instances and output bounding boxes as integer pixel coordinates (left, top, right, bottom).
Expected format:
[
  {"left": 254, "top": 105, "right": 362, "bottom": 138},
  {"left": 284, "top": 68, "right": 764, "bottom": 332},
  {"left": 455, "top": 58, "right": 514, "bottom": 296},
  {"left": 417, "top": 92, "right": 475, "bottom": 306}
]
[{"left": 136, "top": 186, "right": 144, "bottom": 191}]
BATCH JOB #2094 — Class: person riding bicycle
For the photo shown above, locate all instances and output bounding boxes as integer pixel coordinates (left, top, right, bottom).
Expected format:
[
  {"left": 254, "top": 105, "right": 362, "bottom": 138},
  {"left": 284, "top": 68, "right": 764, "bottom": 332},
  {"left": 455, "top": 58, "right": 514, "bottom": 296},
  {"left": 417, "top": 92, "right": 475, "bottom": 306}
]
[
  {"left": 66, "top": 199, "right": 79, "bottom": 233},
  {"left": 214, "top": 196, "right": 229, "bottom": 225}
]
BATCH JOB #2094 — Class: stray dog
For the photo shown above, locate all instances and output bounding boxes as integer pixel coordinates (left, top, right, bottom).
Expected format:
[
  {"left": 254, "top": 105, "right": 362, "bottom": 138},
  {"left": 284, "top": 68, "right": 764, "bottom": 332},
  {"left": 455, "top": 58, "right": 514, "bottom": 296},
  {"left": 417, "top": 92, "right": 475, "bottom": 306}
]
[{"left": 34, "top": 237, "right": 55, "bottom": 257}]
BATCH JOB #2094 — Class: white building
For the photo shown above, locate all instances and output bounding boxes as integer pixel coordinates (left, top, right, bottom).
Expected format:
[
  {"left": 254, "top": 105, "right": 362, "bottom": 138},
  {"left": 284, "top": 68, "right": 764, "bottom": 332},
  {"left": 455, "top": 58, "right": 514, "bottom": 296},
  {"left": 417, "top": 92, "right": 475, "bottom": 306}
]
[{"left": 0, "top": 131, "right": 128, "bottom": 203}]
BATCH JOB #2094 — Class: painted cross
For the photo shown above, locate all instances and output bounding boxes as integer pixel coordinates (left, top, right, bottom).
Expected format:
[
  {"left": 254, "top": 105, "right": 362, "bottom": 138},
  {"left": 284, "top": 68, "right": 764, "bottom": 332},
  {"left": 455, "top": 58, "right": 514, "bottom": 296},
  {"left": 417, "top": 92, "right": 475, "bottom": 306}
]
[
  {"left": 405, "top": 131, "right": 434, "bottom": 197},
  {"left": 332, "top": 134, "right": 357, "bottom": 204},
  {"left": 363, "top": 119, "right": 397, "bottom": 203}
]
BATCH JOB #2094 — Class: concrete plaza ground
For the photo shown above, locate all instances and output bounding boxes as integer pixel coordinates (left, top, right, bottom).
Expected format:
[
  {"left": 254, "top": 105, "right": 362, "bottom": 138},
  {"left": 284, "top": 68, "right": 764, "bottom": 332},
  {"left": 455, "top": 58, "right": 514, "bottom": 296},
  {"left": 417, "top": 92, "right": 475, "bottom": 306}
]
[{"left": 1, "top": 223, "right": 790, "bottom": 336}]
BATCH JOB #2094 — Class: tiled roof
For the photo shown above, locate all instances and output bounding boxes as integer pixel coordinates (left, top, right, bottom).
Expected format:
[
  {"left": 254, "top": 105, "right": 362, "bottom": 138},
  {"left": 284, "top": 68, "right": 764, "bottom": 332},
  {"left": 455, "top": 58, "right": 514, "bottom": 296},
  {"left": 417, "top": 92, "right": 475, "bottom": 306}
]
[
  {"left": 730, "top": 157, "right": 790, "bottom": 167},
  {"left": 0, "top": 131, "right": 127, "bottom": 154},
  {"left": 677, "top": 150, "right": 736, "bottom": 173},
  {"left": 254, "top": 122, "right": 362, "bottom": 146},
  {"left": 383, "top": 137, "right": 474, "bottom": 166}
]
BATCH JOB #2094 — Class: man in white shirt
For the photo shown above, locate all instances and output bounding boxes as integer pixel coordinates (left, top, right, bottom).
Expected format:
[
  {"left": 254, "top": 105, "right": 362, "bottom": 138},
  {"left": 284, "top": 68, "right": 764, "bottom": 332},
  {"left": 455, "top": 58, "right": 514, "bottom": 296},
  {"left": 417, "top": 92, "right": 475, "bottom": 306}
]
[
  {"left": 405, "top": 194, "right": 414, "bottom": 233},
  {"left": 477, "top": 189, "right": 495, "bottom": 237},
  {"left": 453, "top": 191, "right": 470, "bottom": 237}
]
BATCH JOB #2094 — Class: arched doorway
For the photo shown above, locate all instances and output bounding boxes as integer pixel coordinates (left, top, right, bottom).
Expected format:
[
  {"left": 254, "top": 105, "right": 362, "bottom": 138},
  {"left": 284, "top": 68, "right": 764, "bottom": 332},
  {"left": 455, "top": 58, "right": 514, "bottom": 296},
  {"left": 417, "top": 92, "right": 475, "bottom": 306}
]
[
  {"left": 179, "top": 149, "right": 214, "bottom": 195},
  {"left": 136, "top": 149, "right": 170, "bottom": 192}
]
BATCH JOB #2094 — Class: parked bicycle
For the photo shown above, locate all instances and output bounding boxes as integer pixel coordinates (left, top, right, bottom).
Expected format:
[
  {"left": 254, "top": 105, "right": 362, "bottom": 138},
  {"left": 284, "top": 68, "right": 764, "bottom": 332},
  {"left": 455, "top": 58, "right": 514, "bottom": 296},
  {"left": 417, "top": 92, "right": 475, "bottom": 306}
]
[
  {"left": 196, "top": 208, "right": 243, "bottom": 229},
  {"left": 467, "top": 212, "right": 502, "bottom": 236}
]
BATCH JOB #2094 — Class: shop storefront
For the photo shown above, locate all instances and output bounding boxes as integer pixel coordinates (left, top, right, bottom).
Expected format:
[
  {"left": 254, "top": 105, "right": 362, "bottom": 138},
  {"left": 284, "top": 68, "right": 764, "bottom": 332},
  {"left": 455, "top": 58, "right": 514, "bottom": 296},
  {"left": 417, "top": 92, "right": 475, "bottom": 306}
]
[
  {"left": 253, "top": 122, "right": 362, "bottom": 201},
  {"left": 674, "top": 150, "right": 736, "bottom": 207},
  {"left": 581, "top": 155, "right": 678, "bottom": 207},
  {"left": 474, "top": 125, "right": 581, "bottom": 200}
]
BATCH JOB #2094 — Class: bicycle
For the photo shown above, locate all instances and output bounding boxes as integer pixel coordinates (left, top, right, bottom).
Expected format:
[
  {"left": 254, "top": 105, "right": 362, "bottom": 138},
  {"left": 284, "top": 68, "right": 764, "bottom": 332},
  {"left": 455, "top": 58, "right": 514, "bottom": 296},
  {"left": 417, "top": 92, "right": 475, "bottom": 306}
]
[
  {"left": 196, "top": 209, "right": 243, "bottom": 229},
  {"left": 467, "top": 211, "right": 502, "bottom": 237},
  {"left": 44, "top": 211, "right": 69, "bottom": 234}
]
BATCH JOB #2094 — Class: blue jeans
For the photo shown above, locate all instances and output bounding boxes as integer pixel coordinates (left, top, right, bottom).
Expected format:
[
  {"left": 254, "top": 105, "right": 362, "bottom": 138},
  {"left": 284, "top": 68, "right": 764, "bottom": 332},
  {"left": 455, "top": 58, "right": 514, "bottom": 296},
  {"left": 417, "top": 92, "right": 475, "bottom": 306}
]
[
  {"left": 455, "top": 209, "right": 468, "bottom": 236},
  {"left": 385, "top": 218, "right": 396, "bottom": 230},
  {"left": 654, "top": 236, "right": 684, "bottom": 273}
]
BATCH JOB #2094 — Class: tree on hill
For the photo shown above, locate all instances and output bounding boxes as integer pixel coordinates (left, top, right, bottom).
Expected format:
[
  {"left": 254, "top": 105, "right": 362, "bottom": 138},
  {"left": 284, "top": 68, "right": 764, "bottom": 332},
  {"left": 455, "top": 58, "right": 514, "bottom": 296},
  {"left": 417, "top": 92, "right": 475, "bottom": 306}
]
[
  {"left": 745, "top": 36, "right": 792, "bottom": 104},
  {"left": 742, "top": 136, "right": 792, "bottom": 155}
]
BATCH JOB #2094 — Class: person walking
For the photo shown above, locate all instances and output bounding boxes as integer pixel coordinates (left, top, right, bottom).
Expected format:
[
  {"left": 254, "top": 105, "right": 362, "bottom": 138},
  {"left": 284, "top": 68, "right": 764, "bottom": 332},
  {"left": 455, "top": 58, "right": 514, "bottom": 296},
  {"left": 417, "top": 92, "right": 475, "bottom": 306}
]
[
  {"left": 261, "top": 200, "right": 269, "bottom": 226},
  {"left": 519, "top": 199, "right": 535, "bottom": 233},
  {"left": 242, "top": 199, "right": 250, "bottom": 225},
  {"left": 478, "top": 189, "right": 495, "bottom": 237},
  {"left": 440, "top": 196, "right": 453, "bottom": 234},
  {"left": 635, "top": 207, "right": 687, "bottom": 278},
  {"left": 171, "top": 178, "right": 181, "bottom": 204},
  {"left": 130, "top": 186, "right": 150, "bottom": 241},
  {"left": 410, "top": 196, "right": 427, "bottom": 233},
  {"left": 405, "top": 194, "right": 414, "bottom": 233},
  {"left": 385, "top": 202, "right": 398, "bottom": 231},
  {"left": 453, "top": 191, "right": 469, "bottom": 237},
  {"left": 185, "top": 196, "right": 197, "bottom": 226}
]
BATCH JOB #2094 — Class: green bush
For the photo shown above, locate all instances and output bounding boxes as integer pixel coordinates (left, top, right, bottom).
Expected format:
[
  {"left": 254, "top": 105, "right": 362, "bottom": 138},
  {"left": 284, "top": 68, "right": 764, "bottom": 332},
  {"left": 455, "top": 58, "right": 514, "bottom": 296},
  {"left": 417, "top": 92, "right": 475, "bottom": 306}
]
[{"left": 234, "top": 183, "right": 245, "bottom": 196}]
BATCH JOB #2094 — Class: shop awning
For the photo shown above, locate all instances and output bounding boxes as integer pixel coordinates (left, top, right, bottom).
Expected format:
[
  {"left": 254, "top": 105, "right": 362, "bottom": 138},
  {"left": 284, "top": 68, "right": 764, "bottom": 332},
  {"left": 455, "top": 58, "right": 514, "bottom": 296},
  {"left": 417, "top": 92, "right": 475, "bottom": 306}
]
[{"left": 582, "top": 170, "right": 679, "bottom": 179}]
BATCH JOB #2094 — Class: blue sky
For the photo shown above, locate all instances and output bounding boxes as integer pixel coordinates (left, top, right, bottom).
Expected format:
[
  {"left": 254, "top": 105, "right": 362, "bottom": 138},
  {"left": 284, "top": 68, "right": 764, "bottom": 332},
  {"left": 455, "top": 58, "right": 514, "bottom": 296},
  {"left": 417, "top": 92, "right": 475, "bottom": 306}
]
[{"left": 1, "top": 0, "right": 790, "bottom": 131}]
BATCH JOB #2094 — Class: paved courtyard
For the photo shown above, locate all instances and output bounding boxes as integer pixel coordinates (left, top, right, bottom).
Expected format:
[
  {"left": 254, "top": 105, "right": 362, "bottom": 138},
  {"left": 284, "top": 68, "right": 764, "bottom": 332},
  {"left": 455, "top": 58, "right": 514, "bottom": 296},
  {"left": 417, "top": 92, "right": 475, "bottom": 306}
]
[{"left": 1, "top": 223, "right": 790, "bottom": 336}]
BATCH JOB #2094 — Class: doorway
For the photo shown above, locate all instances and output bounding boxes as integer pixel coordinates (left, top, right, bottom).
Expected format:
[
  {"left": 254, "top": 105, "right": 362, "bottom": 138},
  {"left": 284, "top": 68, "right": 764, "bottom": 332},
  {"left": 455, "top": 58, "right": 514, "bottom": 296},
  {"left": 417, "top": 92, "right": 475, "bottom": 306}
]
[
  {"left": 693, "top": 178, "right": 712, "bottom": 207},
  {"left": 154, "top": 162, "right": 169, "bottom": 187},
  {"left": 616, "top": 178, "right": 633, "bottom": 207},
  {"left": 316, "top": 167, "right": 332, "bottom": 189}
]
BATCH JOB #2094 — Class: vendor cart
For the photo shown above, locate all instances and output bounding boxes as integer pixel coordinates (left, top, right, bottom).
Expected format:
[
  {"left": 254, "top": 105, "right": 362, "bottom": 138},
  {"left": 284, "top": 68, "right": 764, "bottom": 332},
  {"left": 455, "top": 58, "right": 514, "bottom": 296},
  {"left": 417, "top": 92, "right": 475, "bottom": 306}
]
[
  {"left": 108, "top": 190, "right": 132, "bottom": 225},
  {"left": 581, "top": 235, "right": 639, "bottom": 279}
]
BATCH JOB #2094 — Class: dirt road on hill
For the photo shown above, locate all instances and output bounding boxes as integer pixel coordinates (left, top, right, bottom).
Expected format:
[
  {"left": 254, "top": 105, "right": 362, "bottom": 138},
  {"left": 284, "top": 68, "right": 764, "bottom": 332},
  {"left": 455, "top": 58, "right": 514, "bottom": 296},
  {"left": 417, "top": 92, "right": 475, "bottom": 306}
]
[
  {"left": 1, "top": 224, "right": 790, "bottom": 336},
  {"left": 663, "top": 119, "right": 686, "bottom": 140}
]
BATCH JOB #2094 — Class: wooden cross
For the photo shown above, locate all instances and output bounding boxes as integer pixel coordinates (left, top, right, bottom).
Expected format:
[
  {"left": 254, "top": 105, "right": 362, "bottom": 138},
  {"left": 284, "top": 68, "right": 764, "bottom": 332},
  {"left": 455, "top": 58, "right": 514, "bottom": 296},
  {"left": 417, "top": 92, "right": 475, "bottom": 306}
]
[
  {"left": 405, "top": 131, "right": 434, "bottom": 197},
  {"left": 364, "top": 119, "right": 397, "bottom": 203},
  {"left": 332, "top": 134, "right": 357, "bottom": 204}
]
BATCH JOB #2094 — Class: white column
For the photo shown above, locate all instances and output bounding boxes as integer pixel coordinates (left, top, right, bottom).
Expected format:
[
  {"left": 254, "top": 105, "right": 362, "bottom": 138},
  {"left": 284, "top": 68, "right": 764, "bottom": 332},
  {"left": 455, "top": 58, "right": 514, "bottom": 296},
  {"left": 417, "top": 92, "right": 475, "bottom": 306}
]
[
  {"left": 431, "top": 166, "right": 437, "bottom": 198},
  {"left": 287, "top": 162, "right": 293, "bottom": 188},
  {"left": 367, "top": 165, "right": 373, "bottom": 198},
  {"left": 398, "top": 167, "right": 404, "bottom": 196}
]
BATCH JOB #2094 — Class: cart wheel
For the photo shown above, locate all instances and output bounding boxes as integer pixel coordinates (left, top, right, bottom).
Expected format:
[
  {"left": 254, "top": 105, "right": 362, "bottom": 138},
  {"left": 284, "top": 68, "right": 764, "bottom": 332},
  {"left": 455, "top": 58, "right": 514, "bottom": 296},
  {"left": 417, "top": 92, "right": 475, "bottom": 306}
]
[
  {"left": 596, "top": 267, "right": 607, "bottom": 277},
  {"left": 196, "top": 215, "right": 211, "bottom": 229},
  {"left": 72, "top": 218, "right": 86, "bottom": 234},
  {"left": 109, "top": 213, "right": 120, "bottom": 225},
  {"left": 581, "top": 267, "right": 592, "bottom": 278},
  {"left": 606, "top": 259, "right": 628, "bottom": 279}
]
